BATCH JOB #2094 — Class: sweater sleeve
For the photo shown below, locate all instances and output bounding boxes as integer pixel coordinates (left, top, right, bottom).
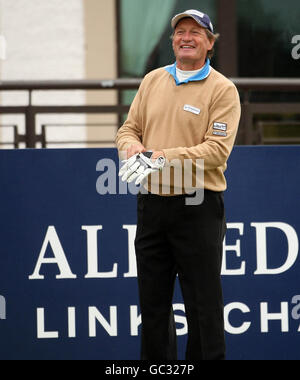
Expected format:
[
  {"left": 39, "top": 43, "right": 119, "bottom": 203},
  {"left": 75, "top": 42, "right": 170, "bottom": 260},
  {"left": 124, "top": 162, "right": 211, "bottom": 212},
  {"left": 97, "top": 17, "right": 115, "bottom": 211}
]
[
  {"left": 115, "top": 86, "right": 144, "bottom": 159},
  {"left": 162, "top": 83, "right": 241, "bottom": 170}
]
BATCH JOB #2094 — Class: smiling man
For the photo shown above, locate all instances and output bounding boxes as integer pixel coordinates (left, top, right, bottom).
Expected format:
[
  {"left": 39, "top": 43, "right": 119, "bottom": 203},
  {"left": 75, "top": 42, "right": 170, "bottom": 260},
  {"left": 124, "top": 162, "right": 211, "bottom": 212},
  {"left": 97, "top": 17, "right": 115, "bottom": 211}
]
[
  {"left": 172, "top": 15, "right": 214, "bottom": 71},
  {"left": 116, "top": 9, "right": 241, "bottom": 361}
]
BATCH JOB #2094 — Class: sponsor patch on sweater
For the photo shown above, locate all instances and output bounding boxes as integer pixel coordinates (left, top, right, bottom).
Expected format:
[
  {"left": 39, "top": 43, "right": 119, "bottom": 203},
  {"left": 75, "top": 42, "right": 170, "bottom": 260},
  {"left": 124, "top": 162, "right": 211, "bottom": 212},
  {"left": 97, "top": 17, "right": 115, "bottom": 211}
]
[
  {"left": 213, "top": 122, "right": 227, "bottom": 131},
  {"left": 183, "top": 104, "right": 201, "bottom": 115},
  {"left": 213, "top": 130, "right": 227, "bottom": 137}
]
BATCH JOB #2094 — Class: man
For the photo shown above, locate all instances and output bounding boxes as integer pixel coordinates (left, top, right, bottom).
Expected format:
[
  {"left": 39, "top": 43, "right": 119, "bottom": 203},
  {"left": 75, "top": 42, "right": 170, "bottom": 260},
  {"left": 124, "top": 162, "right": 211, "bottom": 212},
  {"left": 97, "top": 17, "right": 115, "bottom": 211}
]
[{"left": 116, "top": 9, "right": 241, "bottom": 360}]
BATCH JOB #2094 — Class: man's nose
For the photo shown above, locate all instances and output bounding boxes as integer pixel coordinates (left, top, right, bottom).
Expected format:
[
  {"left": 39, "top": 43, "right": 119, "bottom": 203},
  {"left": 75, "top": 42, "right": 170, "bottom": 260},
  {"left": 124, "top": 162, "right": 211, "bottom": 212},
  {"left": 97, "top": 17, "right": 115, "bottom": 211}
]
[{"left": 181, "top": 33, "right": 192, "bottom": 41}]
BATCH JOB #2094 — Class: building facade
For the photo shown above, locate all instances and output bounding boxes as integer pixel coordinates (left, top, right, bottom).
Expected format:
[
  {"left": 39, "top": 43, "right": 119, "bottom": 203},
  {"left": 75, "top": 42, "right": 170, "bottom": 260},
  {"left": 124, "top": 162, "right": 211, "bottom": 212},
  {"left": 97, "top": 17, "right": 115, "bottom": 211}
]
[{"left": 0, "top": 0, "right": 299, "bottom": 147}]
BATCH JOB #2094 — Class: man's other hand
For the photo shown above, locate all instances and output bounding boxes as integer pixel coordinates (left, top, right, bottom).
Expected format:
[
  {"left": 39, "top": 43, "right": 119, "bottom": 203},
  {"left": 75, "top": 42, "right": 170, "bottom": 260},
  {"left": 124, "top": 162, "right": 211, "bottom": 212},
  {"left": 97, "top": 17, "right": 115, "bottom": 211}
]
[{"left": 127, "top": 143, "right": 146, "bottom": 159}]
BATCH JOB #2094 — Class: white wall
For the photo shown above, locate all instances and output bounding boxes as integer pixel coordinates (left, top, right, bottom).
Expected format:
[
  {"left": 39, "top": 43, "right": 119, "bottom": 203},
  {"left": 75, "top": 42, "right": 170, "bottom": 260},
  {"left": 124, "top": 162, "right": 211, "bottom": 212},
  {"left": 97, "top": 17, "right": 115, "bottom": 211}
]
[{"left": 0, "top": 0, "right": 86, "bottom": 148}]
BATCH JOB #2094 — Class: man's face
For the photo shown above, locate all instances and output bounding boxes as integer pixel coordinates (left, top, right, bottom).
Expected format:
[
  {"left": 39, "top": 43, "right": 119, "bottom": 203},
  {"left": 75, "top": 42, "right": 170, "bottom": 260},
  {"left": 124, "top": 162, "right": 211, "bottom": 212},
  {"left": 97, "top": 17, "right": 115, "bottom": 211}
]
[{"left": 172, "top": 18, "right": 214, "bottom": 70}]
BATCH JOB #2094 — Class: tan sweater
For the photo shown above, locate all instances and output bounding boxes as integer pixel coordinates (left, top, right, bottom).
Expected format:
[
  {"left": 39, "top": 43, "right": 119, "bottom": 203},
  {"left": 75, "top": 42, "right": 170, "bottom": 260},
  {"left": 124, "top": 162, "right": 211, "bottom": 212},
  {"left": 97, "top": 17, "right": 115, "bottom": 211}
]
[{"left": 116, "top": 66, "right": 241, "bottom": 193}]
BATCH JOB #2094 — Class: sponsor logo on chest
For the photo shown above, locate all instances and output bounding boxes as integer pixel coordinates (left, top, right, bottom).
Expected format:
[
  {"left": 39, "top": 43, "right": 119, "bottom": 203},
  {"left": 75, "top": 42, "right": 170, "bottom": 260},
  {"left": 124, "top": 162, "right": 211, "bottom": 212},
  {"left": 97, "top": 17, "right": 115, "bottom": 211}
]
[{"left": 183, "top": 104, "right": 201, "bottom": 115}]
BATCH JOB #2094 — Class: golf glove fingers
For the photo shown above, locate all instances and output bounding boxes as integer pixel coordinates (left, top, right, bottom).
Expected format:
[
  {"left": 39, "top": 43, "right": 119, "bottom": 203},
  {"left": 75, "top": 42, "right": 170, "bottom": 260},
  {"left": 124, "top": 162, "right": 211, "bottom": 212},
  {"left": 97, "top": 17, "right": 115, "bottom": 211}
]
[{"left": 119, "top": 151, "right": 165, "bottom": 185}]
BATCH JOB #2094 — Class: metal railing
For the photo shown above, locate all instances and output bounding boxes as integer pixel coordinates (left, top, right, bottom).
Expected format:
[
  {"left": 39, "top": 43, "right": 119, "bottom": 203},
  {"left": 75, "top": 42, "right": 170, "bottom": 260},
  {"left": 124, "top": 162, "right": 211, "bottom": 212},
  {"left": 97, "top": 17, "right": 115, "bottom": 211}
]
[
  {"left": 255, "top": 121, "right": 300, "bottom": 145},
  {"left": 41, "top": 123, "right": 118, "bottom": 148},
  {"left": 0, "top": 78, "right": 299, "bottom": 148},
  {"left": 236, "top": 78, "right": 300, "bottom": 145},
  {"left": 0, "top": 124, "right": 19, "bottom": 148}
]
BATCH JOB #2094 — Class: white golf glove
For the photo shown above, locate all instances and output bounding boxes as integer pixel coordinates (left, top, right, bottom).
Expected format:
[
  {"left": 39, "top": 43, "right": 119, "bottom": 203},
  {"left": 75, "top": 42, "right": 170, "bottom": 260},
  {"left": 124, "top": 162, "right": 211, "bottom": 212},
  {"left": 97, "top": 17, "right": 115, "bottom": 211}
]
[{"left": 119, "top": 151, "right": 165, "bottom": 185}]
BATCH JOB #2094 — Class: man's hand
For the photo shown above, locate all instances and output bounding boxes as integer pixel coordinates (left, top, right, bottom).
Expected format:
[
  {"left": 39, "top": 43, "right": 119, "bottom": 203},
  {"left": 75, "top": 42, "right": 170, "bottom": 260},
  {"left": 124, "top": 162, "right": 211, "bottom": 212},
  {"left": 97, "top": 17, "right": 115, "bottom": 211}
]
[
  {"left": 119, "top": 151, "right": 166, "bottom": 185},
  {"left": 126, "top": 143, "right": 146, "bottom": 159},
  {"left": 151, "top": 151, "right": 165, "bottom": 160}
]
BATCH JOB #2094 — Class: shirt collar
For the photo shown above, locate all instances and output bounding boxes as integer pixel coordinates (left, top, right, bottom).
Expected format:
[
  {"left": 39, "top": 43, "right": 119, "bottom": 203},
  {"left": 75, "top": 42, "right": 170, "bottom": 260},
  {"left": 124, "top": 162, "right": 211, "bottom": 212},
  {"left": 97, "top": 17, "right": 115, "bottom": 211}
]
[{"left": 164, "top": 59, "right": 211, "bottom": 86}]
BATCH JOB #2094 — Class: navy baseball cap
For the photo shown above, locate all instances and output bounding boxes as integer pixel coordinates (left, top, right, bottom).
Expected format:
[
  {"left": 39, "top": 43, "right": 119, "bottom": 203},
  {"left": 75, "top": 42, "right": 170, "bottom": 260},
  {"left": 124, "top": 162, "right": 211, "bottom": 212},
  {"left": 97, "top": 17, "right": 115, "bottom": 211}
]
[{"left": 171, "top": 9, "right": 214, "bottom": 33}]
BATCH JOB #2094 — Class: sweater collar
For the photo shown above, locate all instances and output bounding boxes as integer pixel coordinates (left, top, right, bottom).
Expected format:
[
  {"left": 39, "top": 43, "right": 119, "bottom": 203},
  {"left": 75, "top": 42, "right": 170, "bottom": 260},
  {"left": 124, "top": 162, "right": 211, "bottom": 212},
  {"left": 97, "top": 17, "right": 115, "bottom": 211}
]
[{"left": 164, "top": 59, "right": 211, "bottom": 86}]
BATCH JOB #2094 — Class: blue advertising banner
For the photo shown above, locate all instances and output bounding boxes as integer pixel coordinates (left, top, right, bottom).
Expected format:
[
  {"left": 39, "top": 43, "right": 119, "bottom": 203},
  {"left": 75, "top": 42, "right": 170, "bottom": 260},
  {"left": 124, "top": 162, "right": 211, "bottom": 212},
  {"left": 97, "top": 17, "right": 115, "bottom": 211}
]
[{"left": 0, "top": 146, "right": 299, "bottom": 360}]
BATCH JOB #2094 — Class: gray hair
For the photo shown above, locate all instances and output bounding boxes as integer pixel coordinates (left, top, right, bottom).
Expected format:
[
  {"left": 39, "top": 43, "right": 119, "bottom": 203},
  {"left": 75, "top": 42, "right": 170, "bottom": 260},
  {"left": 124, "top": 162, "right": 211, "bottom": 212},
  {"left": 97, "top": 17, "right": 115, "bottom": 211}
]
[{"left": 205, "top": 29, "right": 220, "bottom": 60}]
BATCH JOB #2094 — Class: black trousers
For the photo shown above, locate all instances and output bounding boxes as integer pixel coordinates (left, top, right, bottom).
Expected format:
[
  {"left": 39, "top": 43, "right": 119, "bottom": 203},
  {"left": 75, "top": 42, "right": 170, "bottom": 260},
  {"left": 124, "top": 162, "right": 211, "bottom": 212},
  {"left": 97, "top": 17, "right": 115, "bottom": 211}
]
[{"left": 135, "top": 190, "right": 227, "bottom": 361}]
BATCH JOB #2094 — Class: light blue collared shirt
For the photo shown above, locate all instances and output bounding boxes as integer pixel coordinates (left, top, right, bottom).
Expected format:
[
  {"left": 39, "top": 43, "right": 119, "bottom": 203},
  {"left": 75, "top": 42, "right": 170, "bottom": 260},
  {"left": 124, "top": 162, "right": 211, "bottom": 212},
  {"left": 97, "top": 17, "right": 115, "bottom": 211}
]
[{"left": 164, "top": 59, "right": 211, "bottom": 86}]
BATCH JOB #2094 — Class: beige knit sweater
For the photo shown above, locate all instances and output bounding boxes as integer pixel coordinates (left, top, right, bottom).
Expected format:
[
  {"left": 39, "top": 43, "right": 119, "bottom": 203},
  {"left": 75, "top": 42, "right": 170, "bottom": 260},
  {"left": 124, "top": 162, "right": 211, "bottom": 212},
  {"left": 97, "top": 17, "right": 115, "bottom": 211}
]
[{"left": 116, "top": 66, "right": 241, "bottom": 194}]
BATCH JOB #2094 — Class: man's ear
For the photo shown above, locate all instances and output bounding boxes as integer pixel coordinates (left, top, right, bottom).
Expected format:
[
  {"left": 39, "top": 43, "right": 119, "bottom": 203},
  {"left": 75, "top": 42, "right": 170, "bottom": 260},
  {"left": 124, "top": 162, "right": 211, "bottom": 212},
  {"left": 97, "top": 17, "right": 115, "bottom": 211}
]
[{"left": 208, "top": 38, "right": 215, "bottom": 51}]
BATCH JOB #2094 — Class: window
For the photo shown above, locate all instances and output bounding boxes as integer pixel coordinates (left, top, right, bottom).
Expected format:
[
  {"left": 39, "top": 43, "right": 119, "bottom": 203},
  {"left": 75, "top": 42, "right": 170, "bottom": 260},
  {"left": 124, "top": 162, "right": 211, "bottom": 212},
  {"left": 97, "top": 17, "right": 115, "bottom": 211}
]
[{"left": 118, "top": 0, "right": 300, "bottom": 144}]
